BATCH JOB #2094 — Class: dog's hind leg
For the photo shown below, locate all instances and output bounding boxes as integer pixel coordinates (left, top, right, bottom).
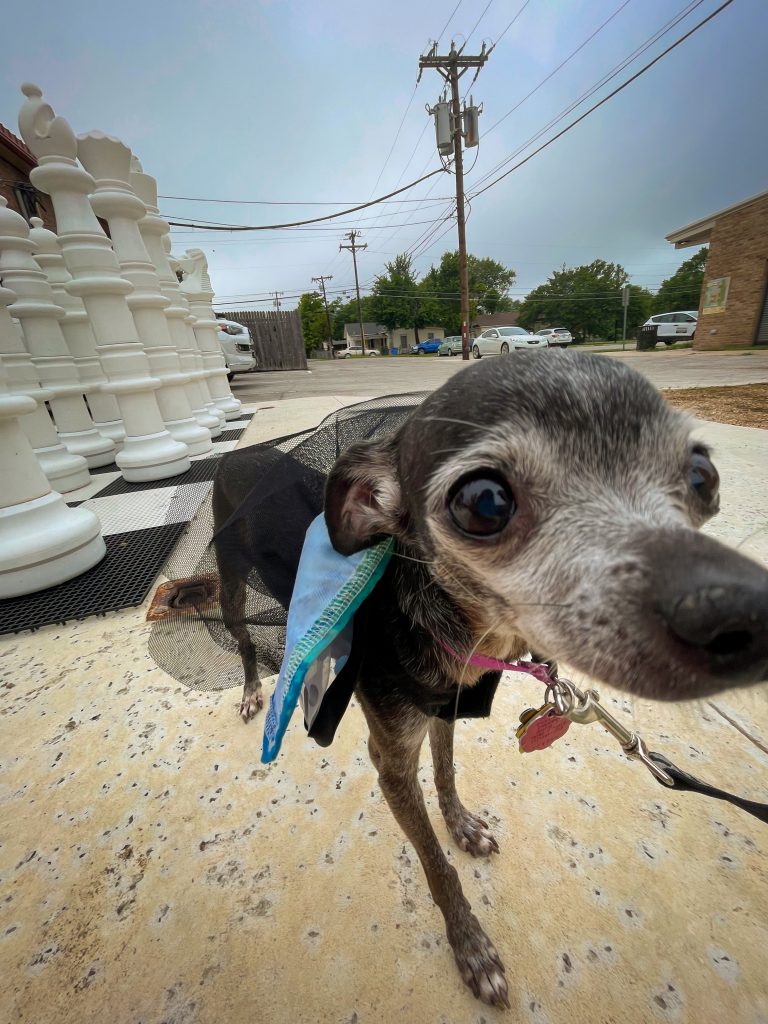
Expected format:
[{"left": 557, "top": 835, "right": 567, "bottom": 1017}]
[
  {"left": 364, "top": 701, "right": 509, "bottom": 1008},
  {"left": 217, "top": 545, "right": 262, "bottom": 722},
  {"left": 429, "top": 718, "right": 499, "bottom": 857}
]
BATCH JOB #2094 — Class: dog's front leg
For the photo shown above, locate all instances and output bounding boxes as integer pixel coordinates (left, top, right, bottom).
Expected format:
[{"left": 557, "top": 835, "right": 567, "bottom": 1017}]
[
  {"left": 366, "top": 711, "right": 509, "bottom": 1008},
  {"left": 429, "top": 718, "right": 499, "bottom": 857}
]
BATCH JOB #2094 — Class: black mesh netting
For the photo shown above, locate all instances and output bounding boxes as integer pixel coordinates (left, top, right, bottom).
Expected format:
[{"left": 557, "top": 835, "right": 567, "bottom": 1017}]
[{"left": 148, "top": 393, "right": 427, "bottom": 692}]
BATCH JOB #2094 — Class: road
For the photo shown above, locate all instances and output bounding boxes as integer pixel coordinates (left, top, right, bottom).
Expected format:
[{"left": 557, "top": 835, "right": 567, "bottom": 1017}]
[{"left": 231, "top": 348, "right": 768, "bottom": 403}]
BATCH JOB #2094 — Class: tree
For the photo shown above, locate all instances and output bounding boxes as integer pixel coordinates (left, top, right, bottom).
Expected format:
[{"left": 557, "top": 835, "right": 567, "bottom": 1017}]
[
  {"left": 418, "top": 251, "right": 516, "bottom": 334},
  {"left": 517, "top": 260, "right": 649, "bottom": 343},
  {"left": 369, "top": 253, "right": 422, "bottom": 335},
  {"left": 297, "top": 291, "right": 327, "bottom": 354},
  {"left": 653, "top": 247, "right": 708, "bottom": 313}
]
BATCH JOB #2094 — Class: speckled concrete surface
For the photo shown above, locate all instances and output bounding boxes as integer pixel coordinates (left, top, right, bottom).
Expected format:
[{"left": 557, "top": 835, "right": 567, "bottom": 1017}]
[{"left": 1, "top": 401, "right": 767, "bottom": 1024}]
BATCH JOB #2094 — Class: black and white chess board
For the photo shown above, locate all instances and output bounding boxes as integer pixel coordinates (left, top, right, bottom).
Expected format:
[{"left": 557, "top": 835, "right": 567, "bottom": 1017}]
[{"left": 0, "top": 412, "right": 255, "bottom": 635}]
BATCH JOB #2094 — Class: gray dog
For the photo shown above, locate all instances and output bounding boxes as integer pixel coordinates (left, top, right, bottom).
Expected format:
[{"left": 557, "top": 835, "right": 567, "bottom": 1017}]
[{"left": 214, "top": 352, "right": 768, "bottom": 1007}]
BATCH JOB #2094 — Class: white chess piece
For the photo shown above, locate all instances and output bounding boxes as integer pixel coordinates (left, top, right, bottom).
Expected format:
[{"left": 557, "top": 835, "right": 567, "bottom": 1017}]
[
  {"left": 0, "top": 199, "right": 116, "bottom": 468},
  {"left": 177, "top": 248, "right": 242, "bottom": 420},
  {"left": 0, "top": 278, "right": 104, "bottom": 597},
  {"left": 18, "top": 82, "right": 191, "bottom": 482},
  {"left": 76, "top": 133, "right": 213, "bottom": 457},
  {"left": 0, "top": 243, "right": 91, "bottom": 494},
  {"left": 29, "top": 217, "right": 125, "bottom": 448},
  {"left": 129, "top": 158, "right": 223, "bottom": 436}
]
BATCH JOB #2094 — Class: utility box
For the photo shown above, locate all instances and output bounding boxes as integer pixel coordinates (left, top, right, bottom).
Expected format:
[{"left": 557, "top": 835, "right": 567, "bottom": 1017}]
[
  {"left": 463, "top": 104, "right": 480, "bottom": 148},
  {"left": 433, "top": 101, "right": 453, "bottom": 156}
]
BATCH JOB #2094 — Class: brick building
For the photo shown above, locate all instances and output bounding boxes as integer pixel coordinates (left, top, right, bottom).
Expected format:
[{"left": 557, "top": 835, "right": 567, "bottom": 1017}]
[
  {"left": 666, "top": 190, "right": 768, "bottom": 350},
  {"left": 0, "top": 122, "right": 56, "bottom": 229}
]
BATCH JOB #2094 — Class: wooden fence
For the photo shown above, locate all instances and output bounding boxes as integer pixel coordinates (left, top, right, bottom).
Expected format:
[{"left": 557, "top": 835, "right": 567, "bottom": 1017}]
[{"left": 218, "top": 309, "right": 307, "bottom": 371}]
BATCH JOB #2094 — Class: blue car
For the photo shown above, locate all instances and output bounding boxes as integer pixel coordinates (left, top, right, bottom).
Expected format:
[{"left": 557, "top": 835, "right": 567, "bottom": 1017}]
[{"left": 411, "top": 338, "right": 443, "bottom": 355}]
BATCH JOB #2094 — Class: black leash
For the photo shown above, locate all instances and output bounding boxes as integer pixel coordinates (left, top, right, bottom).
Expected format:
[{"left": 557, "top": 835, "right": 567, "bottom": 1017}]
[{"left": 648, "top": 751, "right": 768, "bottom": 825}]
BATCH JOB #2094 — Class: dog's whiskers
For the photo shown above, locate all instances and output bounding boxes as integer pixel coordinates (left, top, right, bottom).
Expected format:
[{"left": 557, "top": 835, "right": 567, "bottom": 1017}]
[{"left": 422, "top": 415, "right": 482, "bottom": 430}]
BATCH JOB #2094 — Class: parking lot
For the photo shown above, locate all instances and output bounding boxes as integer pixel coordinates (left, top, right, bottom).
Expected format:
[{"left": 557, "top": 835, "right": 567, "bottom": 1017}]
[{"left": 232, "top": 348, "right": 768, "bottom": 403}]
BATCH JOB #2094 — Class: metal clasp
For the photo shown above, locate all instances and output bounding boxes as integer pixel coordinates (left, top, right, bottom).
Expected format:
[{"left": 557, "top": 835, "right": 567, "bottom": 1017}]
[{"left": 547, "top": 675, "right": 674, "bottom": 786}]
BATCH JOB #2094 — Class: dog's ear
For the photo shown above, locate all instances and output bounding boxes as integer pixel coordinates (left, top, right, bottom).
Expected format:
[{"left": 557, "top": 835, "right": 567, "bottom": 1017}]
[{"left": 325, "top": 438, "right": 403, "bottom": 555}]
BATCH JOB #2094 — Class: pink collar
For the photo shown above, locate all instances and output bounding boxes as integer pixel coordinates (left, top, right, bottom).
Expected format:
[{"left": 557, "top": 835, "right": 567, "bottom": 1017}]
[{"left": 436, "top": 637, "right": 553, "bottom": 684}]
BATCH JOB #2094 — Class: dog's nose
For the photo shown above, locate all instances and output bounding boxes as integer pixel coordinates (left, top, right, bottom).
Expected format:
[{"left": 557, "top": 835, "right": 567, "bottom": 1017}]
[{"left": 653, "top": 534, "right": 768, "bottom": 679}]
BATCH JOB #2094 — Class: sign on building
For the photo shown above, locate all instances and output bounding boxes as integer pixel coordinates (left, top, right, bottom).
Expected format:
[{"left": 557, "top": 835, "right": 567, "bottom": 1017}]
[{"left": 702, "top": 276, "right": 730, "bottom": 315}]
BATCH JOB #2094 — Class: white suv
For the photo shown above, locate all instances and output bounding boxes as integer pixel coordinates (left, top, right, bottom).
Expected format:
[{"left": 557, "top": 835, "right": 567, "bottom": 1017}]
[
  {"left": 642, "top": 311, "right": 698, "bottom": 343},
  {"left": 535, "top": 327, "right": 572, "bottom": 348},
  {"left": 216, "top": 319, "right": 256, "bottom": 378}
]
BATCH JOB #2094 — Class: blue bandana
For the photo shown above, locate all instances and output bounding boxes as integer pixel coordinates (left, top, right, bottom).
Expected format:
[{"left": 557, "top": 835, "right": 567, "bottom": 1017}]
[{"left": 262, "top": 515, "right": 393, "bottom": 763}]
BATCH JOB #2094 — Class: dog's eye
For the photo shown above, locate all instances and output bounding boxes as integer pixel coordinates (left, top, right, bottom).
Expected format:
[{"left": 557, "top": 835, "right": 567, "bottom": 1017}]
[
  {"left": 448, "top": 473, "right": 515, "bottom": 537},
  {"left": 690, "top": 449, "right": 719, "bottom": 504}
]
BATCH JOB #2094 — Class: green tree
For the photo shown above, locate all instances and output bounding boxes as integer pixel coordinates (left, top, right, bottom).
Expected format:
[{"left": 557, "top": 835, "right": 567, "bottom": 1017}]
[
  {"left": 369, "top": 253, "right": 422, "bottom": 334},
  {"left": 653, "top": 247, "right": 708, "bottom": 313},
  {"left": 517, "top": 260, "right": 641, "bottom": 343},
  {"left": 418, "top": 251, "right": 516, "bottom": 334},
  {"left": 297, "top": 291, "right": 327, "bottom": 354}
]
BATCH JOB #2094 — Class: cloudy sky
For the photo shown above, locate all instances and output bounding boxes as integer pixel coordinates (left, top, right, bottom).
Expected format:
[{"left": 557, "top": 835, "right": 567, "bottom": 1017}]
[{"left": 2, "top": 0, "right": 765, "bottom": 312}]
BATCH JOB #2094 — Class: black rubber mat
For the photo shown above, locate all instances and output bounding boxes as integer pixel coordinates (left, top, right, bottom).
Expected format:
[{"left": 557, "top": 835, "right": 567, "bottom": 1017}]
[
  {"left": 96, "top": 456, "right": 222, "bottom": 498},
  {"left": 216, "top": 428, "right": 246, "bottom": 443},
  {"left": 0, "top": 523, "right": 186, "bottom": 635}
]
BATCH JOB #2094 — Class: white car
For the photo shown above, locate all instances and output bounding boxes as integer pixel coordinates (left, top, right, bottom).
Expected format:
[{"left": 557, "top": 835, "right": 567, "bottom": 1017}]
[
  {"left": 216, "top": 318, "right": 256, "bottom": 379},
  {"left": 471, "top": 326, "right": 548, "bottom": 358},
  {"left": 339, "top": 345, "right": 380, "bottom": 358},
  {"left": 642, "top": 311, "right": 698, "bottom": 343},
  {"left": 535, "top": 327, "right": 572, "bottom": 348}
]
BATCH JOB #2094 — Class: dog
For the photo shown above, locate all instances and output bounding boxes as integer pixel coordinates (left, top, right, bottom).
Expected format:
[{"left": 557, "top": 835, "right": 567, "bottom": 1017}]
[{"left": 213, "top": 351, "right": 768, "bottom": 1008}]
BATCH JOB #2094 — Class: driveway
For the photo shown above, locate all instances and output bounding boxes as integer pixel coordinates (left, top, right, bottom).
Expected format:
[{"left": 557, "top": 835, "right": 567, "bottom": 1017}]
[{"left": 233, "top": 349, "right": 768, "bottom": 403}]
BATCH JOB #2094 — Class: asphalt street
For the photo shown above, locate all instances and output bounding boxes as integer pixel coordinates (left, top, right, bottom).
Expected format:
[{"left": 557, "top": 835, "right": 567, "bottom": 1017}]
[{"left": 232, "top": 348, "right": 768, "bottom": 403}]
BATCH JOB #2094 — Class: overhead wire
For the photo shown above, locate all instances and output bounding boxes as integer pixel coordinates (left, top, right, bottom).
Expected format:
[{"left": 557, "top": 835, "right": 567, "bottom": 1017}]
[
  {"left": 469, "top": 0, "right": 708, "bottom": 191},
  {"left": 469, "top": 0, "right": 736, "bottom": 199}
]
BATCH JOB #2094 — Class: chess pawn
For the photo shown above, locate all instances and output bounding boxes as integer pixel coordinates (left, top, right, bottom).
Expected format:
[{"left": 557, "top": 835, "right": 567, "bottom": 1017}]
[
  {"left": 29, "top": 216, "right": 125, "bottom": 448},
  {"left": 0, "top": 279, "right": 104, "bottom": 597}
]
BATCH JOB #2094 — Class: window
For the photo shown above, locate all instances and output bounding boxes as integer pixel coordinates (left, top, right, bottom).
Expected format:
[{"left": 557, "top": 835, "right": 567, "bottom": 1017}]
[
  {"left": 499, "top": 327, "right": 528, "bottom": 336},
  {"left": 674, "top": 313, "right": 695, "bottom": 323},
  {"left": 400, "top": 334, "right": 407, "bottom": 345},
  {"left": 12, "top": 183, "right": 38, "bottom": 223},
  {"left": 487, "top": 329, "right": 499, "bottom": 338},
  {"left": 427, "top": 332, "right": 434, "bottom": 339}
]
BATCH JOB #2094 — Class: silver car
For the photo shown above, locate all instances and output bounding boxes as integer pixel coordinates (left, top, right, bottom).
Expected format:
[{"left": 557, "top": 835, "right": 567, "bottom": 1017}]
[
  {"left": 471, "top": 326, "right": 548, "bottom": 358},
  {"left": 535, "top": 327, "right": 572, "bottom": 348}
]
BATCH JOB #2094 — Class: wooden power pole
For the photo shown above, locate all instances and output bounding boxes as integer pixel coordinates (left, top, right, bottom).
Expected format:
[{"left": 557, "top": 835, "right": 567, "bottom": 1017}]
[
  {"left": 311, "top": 274, "right": 334, "bottom": 350},
  {"left": 339, "top": 230, "right": 368, "bottom": 352},
  {"left": 419, "top": 43, "right": 487, "bottom": 360}
]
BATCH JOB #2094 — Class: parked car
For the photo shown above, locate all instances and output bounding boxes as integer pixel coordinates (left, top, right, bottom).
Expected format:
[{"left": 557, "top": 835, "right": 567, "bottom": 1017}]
[
  {"left": 216, "top": 319, "right": 256, "bottom": 379},
  {"left": 642, "top": 311, "right": 698, "bottom": 344},
  {"left": 410, "top": 338, "right": 444, "bottom": 355},
  {"left": 471, "top": 326, "right": 549, "bottom": 358},
  {"left": 535, "top": 327, "right": 572, "bottom": 348},
  {"left": 339, "top": 345, "right": 380, "bottom": 358},
  {"left": 438, "top": 335, "right": 464, "bottom": 356}
]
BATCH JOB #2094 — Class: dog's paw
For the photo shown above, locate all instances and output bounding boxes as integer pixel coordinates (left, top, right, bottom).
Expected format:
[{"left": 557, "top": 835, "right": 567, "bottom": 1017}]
[
  {"left": 448, "top": 809, "right": 499, "bottom": 857},
  {"left": 449, "top": 916, "right": 509, "bottom": 1008},
  {"left": 239, "top": 688, "right": 264, "bottom": 722}
]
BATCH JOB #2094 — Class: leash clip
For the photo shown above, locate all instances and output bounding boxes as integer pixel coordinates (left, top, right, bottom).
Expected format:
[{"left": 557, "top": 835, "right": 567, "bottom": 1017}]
[{"left": 548, "top": 675, "right": 674, "bottom": 787}]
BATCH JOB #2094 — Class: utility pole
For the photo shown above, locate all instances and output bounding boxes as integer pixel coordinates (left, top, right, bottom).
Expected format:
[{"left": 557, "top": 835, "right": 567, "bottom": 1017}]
[
  {"left": 621, "top": 283, "right": 630, "bottom": 350},
  {"left": 339, "top": 230, "right": 368, "bottom": 353},
  {"left": 420, "top": 43, "right": 487, "bottom": 360},
  {"left": 311, "top": 274, "right": 334, "bottom": 353},
  {"left": 271, "top": 290, "right": 284, "bottom": 311}
]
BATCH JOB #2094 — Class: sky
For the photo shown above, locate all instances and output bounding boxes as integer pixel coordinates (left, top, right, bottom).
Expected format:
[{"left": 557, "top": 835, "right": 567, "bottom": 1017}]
[{"left": 2, "top": 0, "right": 766, "bottom": 313}]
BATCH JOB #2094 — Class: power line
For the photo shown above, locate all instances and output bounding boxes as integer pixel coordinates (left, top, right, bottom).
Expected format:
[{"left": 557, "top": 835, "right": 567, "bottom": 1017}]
[
  {"left": 470, "top": 0, "right": 707, "bottom": 191},
  {"left": 487, "top": 0, "right": 533, "bottom": 52},
  {"left": 470, "top": 0, "right": 735, "bottom": 200},
  {"left": 164, "top": 167, "right": 445, "bottom": 231},
  {"left": 485, "top": 0, "right": 633, "bottom": 135},
  {"left": 437, "top": 0, "right": 465, "bottom": 44},
  {"left": 461, "top": 0, "right": 495, "bottom": 51}
]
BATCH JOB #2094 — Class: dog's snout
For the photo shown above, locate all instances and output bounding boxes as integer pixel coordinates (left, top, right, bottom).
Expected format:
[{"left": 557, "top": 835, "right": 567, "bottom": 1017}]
[
  {"left": 650, "top": 532, "right": 768, "bottom": 682},
  {"left": 660, "top": 584, "right": 768, "bottom": 670}
]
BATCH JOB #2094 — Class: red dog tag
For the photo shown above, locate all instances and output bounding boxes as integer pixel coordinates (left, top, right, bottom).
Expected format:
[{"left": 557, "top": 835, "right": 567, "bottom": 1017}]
[{"left": 517, "top": 706, "right": 571, "bottom": 752}]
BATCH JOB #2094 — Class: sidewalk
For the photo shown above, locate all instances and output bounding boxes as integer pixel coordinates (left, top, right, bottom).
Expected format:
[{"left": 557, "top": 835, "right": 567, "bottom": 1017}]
[{"left": 1, "top": 399, "right": 766, "bottom": 1024}]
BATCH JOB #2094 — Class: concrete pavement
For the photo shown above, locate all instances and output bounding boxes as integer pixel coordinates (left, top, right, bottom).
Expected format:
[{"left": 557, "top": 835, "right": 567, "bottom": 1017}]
[
  {"left": 231, "top": 348, "right": 768, "bottom": 403},
  {"left": 2, "top": 395, "right": 767, "bottom": 1024}
]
